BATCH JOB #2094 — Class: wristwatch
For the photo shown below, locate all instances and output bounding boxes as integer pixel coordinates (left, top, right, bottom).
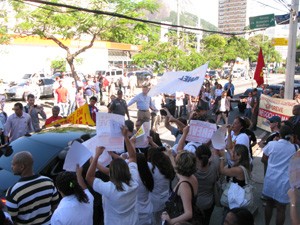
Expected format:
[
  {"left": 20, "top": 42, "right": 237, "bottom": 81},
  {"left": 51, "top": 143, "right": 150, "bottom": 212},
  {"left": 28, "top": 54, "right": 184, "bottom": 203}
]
[{"left": 219, "top": 157, "right": 225, "bottom": 160}]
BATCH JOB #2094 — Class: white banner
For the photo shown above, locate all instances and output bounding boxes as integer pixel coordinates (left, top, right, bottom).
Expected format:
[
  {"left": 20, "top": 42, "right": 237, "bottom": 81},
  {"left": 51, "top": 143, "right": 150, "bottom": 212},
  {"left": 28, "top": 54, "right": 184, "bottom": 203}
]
[
  {"left": 186, "top": 120, "right": 217, "bottom": 144},
  {"left": 148, "top": 64, "right": 208, "bottom": 97}
]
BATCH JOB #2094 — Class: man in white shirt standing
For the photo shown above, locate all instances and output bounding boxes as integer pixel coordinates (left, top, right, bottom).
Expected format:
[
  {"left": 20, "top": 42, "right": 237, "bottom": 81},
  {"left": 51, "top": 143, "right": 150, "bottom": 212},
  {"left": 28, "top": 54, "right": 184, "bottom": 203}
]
[{"left": 4, "top": 102, "right": 34, "bottom": 143}]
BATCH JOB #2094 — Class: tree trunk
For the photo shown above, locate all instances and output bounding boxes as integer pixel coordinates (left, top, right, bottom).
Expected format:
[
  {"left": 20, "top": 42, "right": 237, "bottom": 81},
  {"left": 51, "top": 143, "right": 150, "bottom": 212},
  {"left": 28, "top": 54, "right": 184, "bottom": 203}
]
[{"left": 66, "top": 53, "right": 79, "bottom": 88}]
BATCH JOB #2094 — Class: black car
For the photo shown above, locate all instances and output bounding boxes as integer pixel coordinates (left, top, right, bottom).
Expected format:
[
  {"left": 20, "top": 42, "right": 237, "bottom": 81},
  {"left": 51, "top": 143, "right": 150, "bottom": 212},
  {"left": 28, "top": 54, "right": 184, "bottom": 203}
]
[
  {"left": 266, "top": 83, "right": 300, "bottom": 96},
  {"left": 238, "top": 88, "right": 263, "bottom": 113},
  {"left": 0, "top": 125, "right": 96, "bottom": 202}
]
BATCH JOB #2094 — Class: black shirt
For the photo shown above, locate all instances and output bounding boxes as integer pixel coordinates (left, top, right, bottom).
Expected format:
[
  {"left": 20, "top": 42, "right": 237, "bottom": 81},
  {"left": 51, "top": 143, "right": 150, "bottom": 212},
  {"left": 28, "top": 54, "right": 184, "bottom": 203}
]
[{"left": 109, "top": 98, "right": 128, "bottom": 116}]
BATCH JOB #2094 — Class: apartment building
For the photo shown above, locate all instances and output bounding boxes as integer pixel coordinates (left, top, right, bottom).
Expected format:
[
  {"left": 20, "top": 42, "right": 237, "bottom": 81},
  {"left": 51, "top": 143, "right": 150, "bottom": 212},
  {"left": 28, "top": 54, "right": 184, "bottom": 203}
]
[{"left": 218, "top": 0, "right": 247, "bottom": 33}]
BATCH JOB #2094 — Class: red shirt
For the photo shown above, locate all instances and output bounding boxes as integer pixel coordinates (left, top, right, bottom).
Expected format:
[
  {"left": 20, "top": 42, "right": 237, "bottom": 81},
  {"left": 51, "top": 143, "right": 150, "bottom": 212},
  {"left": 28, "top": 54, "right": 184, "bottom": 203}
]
[
  {"left": 89, "top": 105, "right": 98, "bottom": 123},
  {"left": 56, "top": 87, "right": 68, "bottom": 103},
  {"left": 45, "top": 116, "right": 63, "bottom": 126}
]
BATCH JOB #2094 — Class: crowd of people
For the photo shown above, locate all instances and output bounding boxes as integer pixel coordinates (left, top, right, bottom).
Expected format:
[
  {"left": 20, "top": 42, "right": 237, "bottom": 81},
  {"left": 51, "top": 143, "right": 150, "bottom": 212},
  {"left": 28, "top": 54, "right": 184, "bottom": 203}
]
[{"left": 0, "top": 75, "right": 300, "bottom": 225}]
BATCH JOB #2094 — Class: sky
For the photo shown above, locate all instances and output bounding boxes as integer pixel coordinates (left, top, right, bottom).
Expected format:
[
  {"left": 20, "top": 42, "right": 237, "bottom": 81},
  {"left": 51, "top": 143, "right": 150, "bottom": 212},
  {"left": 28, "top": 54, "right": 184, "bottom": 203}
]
[{"left": 167, "top": 0, "right": 292, "bottom": 26}]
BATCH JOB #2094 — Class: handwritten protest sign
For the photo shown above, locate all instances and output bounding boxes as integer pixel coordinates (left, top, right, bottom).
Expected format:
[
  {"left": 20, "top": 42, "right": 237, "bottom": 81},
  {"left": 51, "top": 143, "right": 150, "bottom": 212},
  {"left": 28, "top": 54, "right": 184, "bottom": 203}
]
[
  {"left": 80, "top": 113, "right": 125, "bottom": 153},
  {"left": 96, "top": 112, "right": 124, "bottom": 136},
  {"left": 258, "top": 94, "right": 297, "bottom": 132},
  {"left": 135, "top": 125, "right": 145, "bottom": 138},
  {"left": 186, "top": 120, "right": 217, "bottom": 143},
  {"left": 83, "top": 132, "right": 124, "bottom": 153},
  {"left": 63, "top": 141, "right": 92, "bottom": 172},
  {"left": 135, "top": 122, "right": 151, "bottom": 148}
]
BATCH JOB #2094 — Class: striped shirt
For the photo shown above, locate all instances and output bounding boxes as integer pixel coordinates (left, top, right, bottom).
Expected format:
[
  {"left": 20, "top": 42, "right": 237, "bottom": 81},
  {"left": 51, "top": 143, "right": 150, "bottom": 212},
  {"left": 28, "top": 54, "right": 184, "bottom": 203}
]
[{"left": 6, "top": 175, "right": 59, "bottom": 225}]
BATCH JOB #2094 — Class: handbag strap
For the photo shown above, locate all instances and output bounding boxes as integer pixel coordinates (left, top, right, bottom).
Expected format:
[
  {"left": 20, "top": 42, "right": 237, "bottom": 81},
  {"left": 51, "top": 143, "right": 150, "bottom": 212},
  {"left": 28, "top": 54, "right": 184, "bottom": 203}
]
[
  {"left": 175, "top": 181, "right": 195, "bottom": 195},
  {"left": 239, "top": 165, "right": 250, "bottom": 185}
]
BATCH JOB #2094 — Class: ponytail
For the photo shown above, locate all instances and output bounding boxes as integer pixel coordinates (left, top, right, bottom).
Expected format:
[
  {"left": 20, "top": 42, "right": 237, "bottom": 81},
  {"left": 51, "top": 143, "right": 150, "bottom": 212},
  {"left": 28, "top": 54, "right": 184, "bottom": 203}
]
[{"left": 56, "top": 172, "right": 89, "bottom": 203}]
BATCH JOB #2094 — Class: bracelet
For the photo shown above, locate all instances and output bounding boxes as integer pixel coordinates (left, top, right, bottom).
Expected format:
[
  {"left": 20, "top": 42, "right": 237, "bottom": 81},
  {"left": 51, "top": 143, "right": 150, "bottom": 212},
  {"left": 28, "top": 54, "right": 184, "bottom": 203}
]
[
  {"left": 291, "top": 203, "right": 296, "bottom": 207},
  {"left": 219, "top": 157, "right": 225, "bottom": 160}
]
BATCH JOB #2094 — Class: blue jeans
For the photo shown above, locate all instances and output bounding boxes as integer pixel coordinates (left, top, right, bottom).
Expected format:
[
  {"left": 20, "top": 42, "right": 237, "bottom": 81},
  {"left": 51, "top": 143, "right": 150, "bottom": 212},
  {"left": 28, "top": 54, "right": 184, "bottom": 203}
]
[{"left": 245, "top": 108, "right": 252, "bottom": 119}]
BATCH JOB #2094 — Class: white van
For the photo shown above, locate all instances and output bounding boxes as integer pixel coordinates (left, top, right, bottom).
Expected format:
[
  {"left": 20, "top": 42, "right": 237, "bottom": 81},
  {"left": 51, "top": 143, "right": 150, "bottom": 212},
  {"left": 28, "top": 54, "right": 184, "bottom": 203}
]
[{"left": 95, "top": 68, "right": 123, "bottom": 83}]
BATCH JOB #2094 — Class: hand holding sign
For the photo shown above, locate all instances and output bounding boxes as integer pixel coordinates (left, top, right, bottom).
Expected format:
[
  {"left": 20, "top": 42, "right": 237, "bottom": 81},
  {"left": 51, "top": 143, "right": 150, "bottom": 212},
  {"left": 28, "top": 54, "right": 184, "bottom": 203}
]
[
  {"left": 121, "top": 125, "right": 129, "bottom": 137},
  {"left": 95, "top": 146, "right": 105, "bottom": 157},
  {"left": 63, "top": 141, "right": 92, "bottom": 172}
]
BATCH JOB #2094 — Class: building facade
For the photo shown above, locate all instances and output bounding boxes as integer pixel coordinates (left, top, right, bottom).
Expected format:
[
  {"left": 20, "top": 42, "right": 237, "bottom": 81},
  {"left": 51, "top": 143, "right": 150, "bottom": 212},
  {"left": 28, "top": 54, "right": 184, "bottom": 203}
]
[{"left": 218, "top": 0, "right": 247, "bottom": 33}]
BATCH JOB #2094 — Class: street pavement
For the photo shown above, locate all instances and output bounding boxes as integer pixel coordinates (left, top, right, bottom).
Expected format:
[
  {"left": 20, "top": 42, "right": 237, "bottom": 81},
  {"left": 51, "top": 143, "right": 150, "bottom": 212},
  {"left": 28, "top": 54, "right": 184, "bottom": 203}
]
[{"left": 4, "top": 73, "right": 300, "bottom": 225}]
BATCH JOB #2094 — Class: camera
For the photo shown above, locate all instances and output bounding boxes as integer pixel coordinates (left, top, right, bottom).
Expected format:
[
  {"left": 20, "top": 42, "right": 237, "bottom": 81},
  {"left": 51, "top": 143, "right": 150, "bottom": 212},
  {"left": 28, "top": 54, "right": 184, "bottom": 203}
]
[
  {"left": 160, "top": 109, "right": 167, "bottom": 116},
  {"left": 161, "top": 99, "right": 176, "bottom": 116}
]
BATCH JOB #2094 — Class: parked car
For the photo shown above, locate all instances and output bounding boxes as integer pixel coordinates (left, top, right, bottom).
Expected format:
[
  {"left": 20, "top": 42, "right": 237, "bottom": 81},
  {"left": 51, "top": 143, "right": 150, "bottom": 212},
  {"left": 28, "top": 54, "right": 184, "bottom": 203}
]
[
  {"left": 221, "top": 70, "right": 230, "bottom": 79},
  {"left": 265, "top": 83, "right": 300, "bottom": 98},
  {"left": 295, "top": 66, "right": 300, "bottom": 75},
  {"left": 0, "top": 125, "right": 96, "bottom": 202},
  {"left": 95, "top": 68, "right": 124, "bottom": 83},
  {"left": 238, "top": 88, "right": 263, "bottom": 113},
  {"left": 205, "top": 70, "right": 219, "bottom": 80},
  {"left": 232, "top": 70, "right": 241, "bottom": 78},
  {"left": 6, "top": 78, "right": 55, "bottom": 101}
]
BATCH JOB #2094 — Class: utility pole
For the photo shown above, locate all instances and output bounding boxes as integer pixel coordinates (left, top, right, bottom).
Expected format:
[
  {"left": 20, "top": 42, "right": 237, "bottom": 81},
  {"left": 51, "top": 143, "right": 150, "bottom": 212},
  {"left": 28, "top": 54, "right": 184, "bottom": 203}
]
[
  {"left": 285, "top": 0, "right": 299, "bottom": 99},
  {"left": 177, "top": 0, "right": 180, "bottom": 46},
  {"left": 196, "top": 16, "right": 202, "bottom": 52}
]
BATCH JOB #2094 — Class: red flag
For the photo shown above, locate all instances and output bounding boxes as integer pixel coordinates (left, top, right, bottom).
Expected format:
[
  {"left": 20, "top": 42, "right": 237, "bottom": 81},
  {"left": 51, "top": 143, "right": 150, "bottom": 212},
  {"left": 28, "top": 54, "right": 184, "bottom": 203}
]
[{"left": 254, "top": 48, "right": 265, "bottom": 87}]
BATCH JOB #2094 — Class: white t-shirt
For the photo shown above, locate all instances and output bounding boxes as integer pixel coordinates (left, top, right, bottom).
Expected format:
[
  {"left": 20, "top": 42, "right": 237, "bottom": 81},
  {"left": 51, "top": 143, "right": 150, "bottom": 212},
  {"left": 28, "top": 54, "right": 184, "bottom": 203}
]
[
  {"left": 93, "top": 162, "right": 139, "bottom": 225},
  {"left": 175, "top": 91, "right": 184, "bottom": 106},
  {"left": 246, "top": 97, "right": 252, "bottom": 109},
  {"left": 226, "top": 131, "right": 250, "bottom": 167},
  {"left": 148, "top": 163, "right": 170, "bottom": 212},
  {"left": 136, "top": 173, "right": 153, "bottom": 224},
  {"left": 51, "top": 189, "right": 94, "bottom": 225},
  {"left": 220, "top": 98, "right": 226, "bottom": 112}
]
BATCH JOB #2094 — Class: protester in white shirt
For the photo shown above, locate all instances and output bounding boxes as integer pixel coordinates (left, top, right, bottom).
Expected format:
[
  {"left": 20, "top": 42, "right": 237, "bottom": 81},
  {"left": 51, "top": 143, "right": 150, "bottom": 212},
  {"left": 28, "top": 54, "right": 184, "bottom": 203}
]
[
  {"left": 136, "top": 153, "right": 154, "bottom": 225},
  {"left": 147, "top": 148, "right": 176, "bottom": 225},
  {"left": 86, "top": 126, "right": 139, "bottom": 225},
  {"left": 51, "top": 166, "right": 94, "bottom": 225},
  {"left": 226, "top": 117, "right": 250, "bottom": 167}
]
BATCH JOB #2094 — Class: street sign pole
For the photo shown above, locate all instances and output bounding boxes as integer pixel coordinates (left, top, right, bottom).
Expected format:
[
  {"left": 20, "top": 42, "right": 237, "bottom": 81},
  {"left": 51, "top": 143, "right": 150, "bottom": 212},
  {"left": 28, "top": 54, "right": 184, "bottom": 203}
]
[{"left": 285, "top": 0, "right": 299, "bottom": 99}]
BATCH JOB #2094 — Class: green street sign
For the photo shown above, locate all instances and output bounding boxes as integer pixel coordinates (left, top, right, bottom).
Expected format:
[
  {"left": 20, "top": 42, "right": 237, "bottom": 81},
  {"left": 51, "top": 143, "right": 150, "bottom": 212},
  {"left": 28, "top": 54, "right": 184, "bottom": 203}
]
[{"left": 249, "top": 14, "right": 275, "bottom": 29}]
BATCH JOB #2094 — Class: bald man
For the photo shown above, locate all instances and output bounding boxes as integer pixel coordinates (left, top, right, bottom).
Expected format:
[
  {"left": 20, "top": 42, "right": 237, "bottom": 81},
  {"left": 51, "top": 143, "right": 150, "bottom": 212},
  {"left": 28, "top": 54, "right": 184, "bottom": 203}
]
[{"left": 6, "top": 151, "right": 59, "bottom": 225}]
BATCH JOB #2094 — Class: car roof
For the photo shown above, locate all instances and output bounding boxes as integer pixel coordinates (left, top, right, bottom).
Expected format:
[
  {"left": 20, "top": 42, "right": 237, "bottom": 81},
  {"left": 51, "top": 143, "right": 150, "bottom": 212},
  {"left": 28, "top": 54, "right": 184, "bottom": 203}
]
[
  {"left": 0, "top": 125, "right": 96, "bottom": 196},
  {"left": 0, "top": 125, "right": 95, "bottom": 176}
]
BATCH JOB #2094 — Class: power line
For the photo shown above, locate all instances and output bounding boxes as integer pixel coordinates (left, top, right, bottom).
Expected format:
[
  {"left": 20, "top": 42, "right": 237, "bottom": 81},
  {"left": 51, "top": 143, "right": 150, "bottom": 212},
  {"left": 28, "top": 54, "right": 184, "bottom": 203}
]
[
  {"left": 273, "top": 0, "right": 291, "bottom": 11},
  {"left": 253, "top": 0, "right": 289, "bottom": 13},
  {"left": 18, "top": 0, "right": 254, "bottom": 36}
]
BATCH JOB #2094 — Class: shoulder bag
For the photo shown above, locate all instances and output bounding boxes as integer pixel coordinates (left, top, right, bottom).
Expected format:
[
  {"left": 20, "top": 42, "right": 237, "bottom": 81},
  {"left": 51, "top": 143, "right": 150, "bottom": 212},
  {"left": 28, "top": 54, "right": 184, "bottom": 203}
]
[{"left": 220, "top": 166, "right": 254, "bottom": 209}]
